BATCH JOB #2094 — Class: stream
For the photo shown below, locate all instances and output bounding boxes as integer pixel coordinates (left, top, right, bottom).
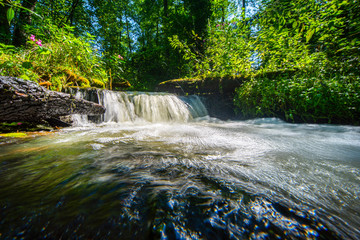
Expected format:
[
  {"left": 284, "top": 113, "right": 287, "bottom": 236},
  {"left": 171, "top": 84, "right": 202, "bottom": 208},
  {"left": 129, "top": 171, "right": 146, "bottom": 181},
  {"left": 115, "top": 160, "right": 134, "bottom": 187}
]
[{"left": 0, "top": 91, "right": 359, "bottom": 239}]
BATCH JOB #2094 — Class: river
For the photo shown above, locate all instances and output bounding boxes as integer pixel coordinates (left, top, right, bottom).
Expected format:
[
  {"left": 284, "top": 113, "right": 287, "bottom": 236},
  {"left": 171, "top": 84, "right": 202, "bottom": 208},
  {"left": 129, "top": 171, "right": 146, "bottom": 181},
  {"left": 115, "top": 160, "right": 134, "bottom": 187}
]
[{"left": 0, "top": 91, "right": 359, "bottom": 239}]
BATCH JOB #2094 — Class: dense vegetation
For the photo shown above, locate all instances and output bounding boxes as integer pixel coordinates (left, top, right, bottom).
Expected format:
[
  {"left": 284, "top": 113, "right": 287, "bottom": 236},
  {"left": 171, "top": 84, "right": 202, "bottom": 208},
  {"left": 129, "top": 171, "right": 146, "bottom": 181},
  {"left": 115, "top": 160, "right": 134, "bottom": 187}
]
[{"left": 0, "top": 0, "right": 359, "bottom": 124}]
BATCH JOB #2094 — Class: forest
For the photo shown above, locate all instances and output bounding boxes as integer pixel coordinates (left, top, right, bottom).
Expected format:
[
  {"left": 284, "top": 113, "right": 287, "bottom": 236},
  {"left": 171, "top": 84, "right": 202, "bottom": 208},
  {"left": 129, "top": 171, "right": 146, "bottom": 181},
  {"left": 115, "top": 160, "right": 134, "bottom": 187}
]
[
  {"left": 1, "top": 1, "right": 360, "bottom": 238},
  {"left": 1, "top": 0, "right": 359, "bottom": 124}
]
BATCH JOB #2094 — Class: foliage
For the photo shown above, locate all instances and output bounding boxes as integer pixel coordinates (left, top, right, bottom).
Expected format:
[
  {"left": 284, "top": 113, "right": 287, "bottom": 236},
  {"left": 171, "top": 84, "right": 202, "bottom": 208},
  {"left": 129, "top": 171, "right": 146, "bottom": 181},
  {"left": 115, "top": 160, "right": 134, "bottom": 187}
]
[
  {"left": 167, "top": 0, "right": 360, "bottom": 124},
  {"left": 231, "top": 0, "right": 360, "bottom": 125},
  {"left": 1, "top": 0, "right": 40, "bottom": 25},
  {"left": 0, "top": 0, "right": 359, "bottom": 124},
  {"left": 200, "top": 19, "right": 254, "bottom": 76},
  {"left": 235, "top": 74, "right": 360, "bottom": 124},
  {"left": 256, "top": 0, "right": 360, "bottom": 75},
  {"left": 169, "top": 19, "right": 254, "bottom": 77},
  {"left": 0, "top": 0, "right": 217, "bottom": 90},
  {"left": 0, "top": 23, "right": 107, "bottom": 91}
]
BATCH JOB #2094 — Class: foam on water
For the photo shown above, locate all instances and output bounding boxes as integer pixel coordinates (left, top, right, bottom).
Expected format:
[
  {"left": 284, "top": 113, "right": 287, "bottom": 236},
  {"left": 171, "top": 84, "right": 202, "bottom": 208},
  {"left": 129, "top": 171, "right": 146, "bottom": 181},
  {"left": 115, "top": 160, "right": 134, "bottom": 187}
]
[{"left": 1, "top": 89, "right": 359, "bottom": 239}]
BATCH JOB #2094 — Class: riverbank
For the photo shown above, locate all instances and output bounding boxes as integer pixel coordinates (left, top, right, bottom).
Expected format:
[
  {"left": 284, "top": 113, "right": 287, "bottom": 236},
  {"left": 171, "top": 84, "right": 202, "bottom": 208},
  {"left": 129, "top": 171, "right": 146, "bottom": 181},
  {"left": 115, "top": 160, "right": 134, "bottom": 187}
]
[
  {"left": 157, "top": 72, "right": 360, "bottom": 125},
  {"left": 1, "top": 73, "right": 359, "bottom": 135},
  {"left": 0, "top": 76, "right": 107, "bottom": 136}
]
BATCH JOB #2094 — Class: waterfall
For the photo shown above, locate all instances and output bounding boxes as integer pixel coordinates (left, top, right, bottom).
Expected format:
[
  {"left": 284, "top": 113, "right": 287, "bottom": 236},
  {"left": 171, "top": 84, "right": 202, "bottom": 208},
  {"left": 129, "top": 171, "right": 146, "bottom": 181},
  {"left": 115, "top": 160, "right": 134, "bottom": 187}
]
[
  {"left": 71, "top": 89, "right": 208, "bottom": 125},
  {"left": 71, "top": 91, "right": 90, "bottom": 126},
  {"left": 180, "top": 95, "right": 208, "bottom": 119}
]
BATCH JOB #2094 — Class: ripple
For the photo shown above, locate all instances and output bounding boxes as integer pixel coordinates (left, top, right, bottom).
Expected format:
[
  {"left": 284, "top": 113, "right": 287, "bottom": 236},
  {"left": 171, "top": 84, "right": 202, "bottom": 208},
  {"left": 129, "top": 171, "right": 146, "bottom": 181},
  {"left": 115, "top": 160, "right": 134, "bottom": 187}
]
[{"left": 0, "top": 120, "right": 359, "bottom": 239}]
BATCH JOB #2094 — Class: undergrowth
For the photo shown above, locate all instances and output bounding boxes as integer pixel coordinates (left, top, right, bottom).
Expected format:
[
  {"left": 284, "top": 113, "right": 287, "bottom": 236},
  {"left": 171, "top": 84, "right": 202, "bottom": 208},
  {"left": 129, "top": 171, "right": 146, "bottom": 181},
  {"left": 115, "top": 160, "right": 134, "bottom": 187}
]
[
  {"left": 234, "top": 74, "right": 360, "bottom": 125},
  {"left": 0, "top": 23, "right": 108, "bottom": 91}
]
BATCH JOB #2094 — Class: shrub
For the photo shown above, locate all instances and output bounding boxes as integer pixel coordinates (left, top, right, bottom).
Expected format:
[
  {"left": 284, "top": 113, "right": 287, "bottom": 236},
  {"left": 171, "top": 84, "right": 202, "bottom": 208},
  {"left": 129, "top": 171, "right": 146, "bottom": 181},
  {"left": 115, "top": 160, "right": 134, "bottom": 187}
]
[
  {"left": 234, "top": 74, "right": 360, "bottom": 125},
  {"left": 0, "top": 23, "right": 108, "bottom": 91}
]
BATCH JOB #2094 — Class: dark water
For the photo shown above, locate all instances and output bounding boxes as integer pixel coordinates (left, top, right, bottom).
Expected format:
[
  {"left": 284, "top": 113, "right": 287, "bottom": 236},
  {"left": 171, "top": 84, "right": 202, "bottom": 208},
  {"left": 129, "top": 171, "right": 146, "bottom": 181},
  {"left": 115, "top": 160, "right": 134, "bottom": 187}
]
[{"left": 0, "top": 119, "right": 359, "bottom": 239}]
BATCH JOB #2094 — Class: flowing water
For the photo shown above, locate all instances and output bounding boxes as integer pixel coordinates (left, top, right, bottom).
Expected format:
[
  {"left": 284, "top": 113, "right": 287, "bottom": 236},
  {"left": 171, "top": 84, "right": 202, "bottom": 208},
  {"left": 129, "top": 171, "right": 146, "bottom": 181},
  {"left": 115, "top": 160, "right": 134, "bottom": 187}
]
[{"left": 0, "top": 91, "right": 359, "bottom": 240}]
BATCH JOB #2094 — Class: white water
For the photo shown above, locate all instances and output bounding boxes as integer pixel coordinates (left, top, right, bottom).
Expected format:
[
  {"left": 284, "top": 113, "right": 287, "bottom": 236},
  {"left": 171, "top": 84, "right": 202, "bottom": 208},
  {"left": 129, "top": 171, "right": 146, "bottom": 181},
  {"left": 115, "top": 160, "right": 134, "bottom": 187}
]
[
  {"left": 58, "top": 118, "right": 360, "bottom": 237},
  {"left": 72, "top": 90, "right": 208, "bottom": 125},
  {"left": 63, "top": 90, "right": 360, "bottom": 238},
  {"left": 71, "top": 91, "right": 90, "bottom": 125}
]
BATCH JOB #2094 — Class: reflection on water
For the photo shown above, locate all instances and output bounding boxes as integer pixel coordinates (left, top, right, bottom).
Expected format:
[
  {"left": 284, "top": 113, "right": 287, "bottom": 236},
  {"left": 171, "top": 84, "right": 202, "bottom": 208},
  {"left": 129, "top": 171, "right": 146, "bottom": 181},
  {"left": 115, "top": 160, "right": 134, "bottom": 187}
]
[{"left": 0, "top": 118, "right": 360, "bottom": 239}]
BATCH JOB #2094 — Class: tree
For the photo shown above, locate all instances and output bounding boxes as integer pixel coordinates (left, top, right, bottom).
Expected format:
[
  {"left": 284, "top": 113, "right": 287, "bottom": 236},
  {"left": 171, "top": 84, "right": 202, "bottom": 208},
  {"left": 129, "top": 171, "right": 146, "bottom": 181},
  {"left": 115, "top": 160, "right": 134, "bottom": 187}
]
[
  {"left": 13, "top": 0, "right": 38, "bottom": 46},
  {"left": 0, "top": 1, "right": 11, "bottom": 44}
]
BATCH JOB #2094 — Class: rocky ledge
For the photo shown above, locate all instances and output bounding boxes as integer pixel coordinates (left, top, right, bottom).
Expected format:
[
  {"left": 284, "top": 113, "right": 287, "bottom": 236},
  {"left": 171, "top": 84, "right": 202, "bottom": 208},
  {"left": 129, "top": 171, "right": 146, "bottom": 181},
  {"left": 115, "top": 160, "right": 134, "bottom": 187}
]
[
  {"left": 156, "top": 76, "right": 246, "bottom": 120},
  {"left": 0, "top": 76, "right": 105, "bottom": 127}
]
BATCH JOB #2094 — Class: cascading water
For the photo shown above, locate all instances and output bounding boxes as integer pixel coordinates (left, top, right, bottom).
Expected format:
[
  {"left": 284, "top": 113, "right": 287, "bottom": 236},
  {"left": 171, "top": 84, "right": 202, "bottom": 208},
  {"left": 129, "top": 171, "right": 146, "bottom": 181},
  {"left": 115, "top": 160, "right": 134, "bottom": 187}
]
[
  {"left": 72, "top": 90, "right": 208, "bottom": 125},
  {"left": 71, "top": 91, "right": 90, "bottom": 125},
  {"left": 0, "top": 90, "right": 359, "bottom": 240}
]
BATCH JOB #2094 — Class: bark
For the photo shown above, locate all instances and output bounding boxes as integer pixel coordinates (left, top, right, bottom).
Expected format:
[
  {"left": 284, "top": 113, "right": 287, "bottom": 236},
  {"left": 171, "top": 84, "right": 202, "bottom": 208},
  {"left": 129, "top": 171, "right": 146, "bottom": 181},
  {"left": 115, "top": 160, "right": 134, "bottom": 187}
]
[
  {"left": 13, "top": 0, "right": 38, "bottom": 47},
  {"left": 163, "top": 0, "right": 168, "bottom": 17},
  {"left": 163, "top": 0, "right": 169, "bottom": 59},
  {"left": 66, "top": 0, "right": 80, "bottom": 25},
  {"left": 0, "top": 76, "right": 105, "bottom": 122}
]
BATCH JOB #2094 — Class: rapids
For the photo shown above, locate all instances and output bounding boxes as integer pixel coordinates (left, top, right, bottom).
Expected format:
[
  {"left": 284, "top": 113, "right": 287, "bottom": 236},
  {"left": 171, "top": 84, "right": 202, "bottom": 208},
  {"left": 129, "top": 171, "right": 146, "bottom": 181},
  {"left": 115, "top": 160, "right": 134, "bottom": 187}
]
[{"left": 0, "top": 91, "right": 359, "bottom": 239}]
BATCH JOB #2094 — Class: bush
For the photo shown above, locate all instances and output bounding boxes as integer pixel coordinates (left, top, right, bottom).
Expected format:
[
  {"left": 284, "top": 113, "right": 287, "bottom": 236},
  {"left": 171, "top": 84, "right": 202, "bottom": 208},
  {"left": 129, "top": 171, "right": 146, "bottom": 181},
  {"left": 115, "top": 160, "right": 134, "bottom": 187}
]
[
  {"left": 234, "top": 74, "right": 360, "bottom": 125},
  {"left": 0, "top": 23, "right": 108, "bottom": 91}
]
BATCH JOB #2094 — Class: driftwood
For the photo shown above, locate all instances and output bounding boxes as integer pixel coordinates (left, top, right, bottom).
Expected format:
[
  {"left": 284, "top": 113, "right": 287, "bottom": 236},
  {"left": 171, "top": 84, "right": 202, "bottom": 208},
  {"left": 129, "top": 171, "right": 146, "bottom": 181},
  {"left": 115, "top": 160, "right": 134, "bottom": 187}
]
[{"left": 0, "top": 76, "right": 105, "bottom": 122}]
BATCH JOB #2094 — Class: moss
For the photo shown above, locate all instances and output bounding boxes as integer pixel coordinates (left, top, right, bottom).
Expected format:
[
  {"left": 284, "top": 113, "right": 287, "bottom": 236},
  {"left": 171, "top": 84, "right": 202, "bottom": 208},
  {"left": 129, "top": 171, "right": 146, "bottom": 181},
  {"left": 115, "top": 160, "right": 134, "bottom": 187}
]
[
  {"left": 157, "top": 76, "right": 248, "bottom": 96},
  {"left": 158, "top": 78, "right": 202, "bottom": 85},
  {"left": 0, "top": 132, "right": 28, "bottom": 138},
  {"left": 54, "top": 67, "right": 93, "bottom": 88},
  {"left": 92, "top": 78, "right": 106, "bottom": 88},
  {"left": 77, "top": 76, "right": 90, "bottom": 87},
  {"left": 50, "top": 74, "right": 67, "bottom": 91},
  {"left": 112, "top": 80, "right": 131, "bottom": 89},
  {"left": 0, "top": 121, "right": 55, "bottom": 133}
]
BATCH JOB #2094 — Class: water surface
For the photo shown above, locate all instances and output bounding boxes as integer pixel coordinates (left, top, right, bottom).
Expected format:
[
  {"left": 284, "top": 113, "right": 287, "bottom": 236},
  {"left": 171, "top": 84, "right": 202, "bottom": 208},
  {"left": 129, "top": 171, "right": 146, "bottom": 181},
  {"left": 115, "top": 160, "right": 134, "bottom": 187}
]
[{"left": 1, "top": 118, "right": 359, "bottom": 239}]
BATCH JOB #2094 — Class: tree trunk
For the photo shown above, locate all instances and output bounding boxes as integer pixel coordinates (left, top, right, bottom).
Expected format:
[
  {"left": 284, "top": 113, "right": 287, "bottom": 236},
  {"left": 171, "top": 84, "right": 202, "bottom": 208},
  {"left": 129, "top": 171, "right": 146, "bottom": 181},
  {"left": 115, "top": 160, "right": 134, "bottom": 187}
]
[
  {"left": 13, "top": 0, "right": 38, "bottom": 47},
  {"left": 163, "top": 0, "right": 170, "bottom": 58},
  {"left": 0, "top": 3, "right": 11, "bottom": 44},
  {"left": 164, "top": 0, "right": 168, "bottom": 17},
  {"left": 243, "top": 0, "right": 246, "bottom": 16},
  {"left": 66, "top": 0, "right": 80, "bottom": 25},
  {"left": 0, "top": 76, "right": 105, "bottom": 122}
]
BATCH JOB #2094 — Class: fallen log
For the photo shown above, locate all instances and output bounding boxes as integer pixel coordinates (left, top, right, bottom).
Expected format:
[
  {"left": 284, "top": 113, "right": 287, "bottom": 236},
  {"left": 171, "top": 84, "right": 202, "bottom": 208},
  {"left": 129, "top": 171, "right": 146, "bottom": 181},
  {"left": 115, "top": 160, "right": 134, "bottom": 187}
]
[{"left": 0, "top": 76, "right": 105, "bottom": 122}]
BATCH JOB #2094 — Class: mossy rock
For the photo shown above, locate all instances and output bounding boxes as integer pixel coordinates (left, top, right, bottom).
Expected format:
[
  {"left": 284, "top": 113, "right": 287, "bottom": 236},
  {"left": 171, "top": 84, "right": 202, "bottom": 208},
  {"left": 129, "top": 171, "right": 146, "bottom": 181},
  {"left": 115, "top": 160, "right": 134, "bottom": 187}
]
[
  {"left": 92, "top": 78, "right": 106, "bottom": 88},
  {"left": 0, "top": 131, "right": 55, "bottom": 146},
  {"left": 0, "top": 132, "right": 27, "bottom": 138},
  {"left": 112, "top": 78, "right": 131, "bottom": 90},
  {"left": 157, "top": 76, "right": 247, "bottom": 96},
  {"left": 0, "top": 121, "right": 54, "bottom": 133}
]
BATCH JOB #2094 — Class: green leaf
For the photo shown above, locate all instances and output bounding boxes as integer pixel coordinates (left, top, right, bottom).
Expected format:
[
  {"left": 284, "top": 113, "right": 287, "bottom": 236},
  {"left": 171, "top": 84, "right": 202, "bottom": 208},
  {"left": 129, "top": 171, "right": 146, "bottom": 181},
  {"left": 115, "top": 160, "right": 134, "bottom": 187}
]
[
  {"left": 19, "top": 74, "right": 30, "bottom": 80},
  {"left": 12, "top": 3, "right": 42, "bottom": 19},
  {"left": 292, "top": 21, "right": 298, "bottom": 29},
  {"left": 22, "top": 62, "right": 33, "bottom": 69},
  {"left": 7, "top": 8, "right": 15, "bottom": 25},
  {"left": 40, "top": 50, "right": 51, "bottom": 55},
  {"left": 306, "top": 29, "right": 315, "bottom": 43}
]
